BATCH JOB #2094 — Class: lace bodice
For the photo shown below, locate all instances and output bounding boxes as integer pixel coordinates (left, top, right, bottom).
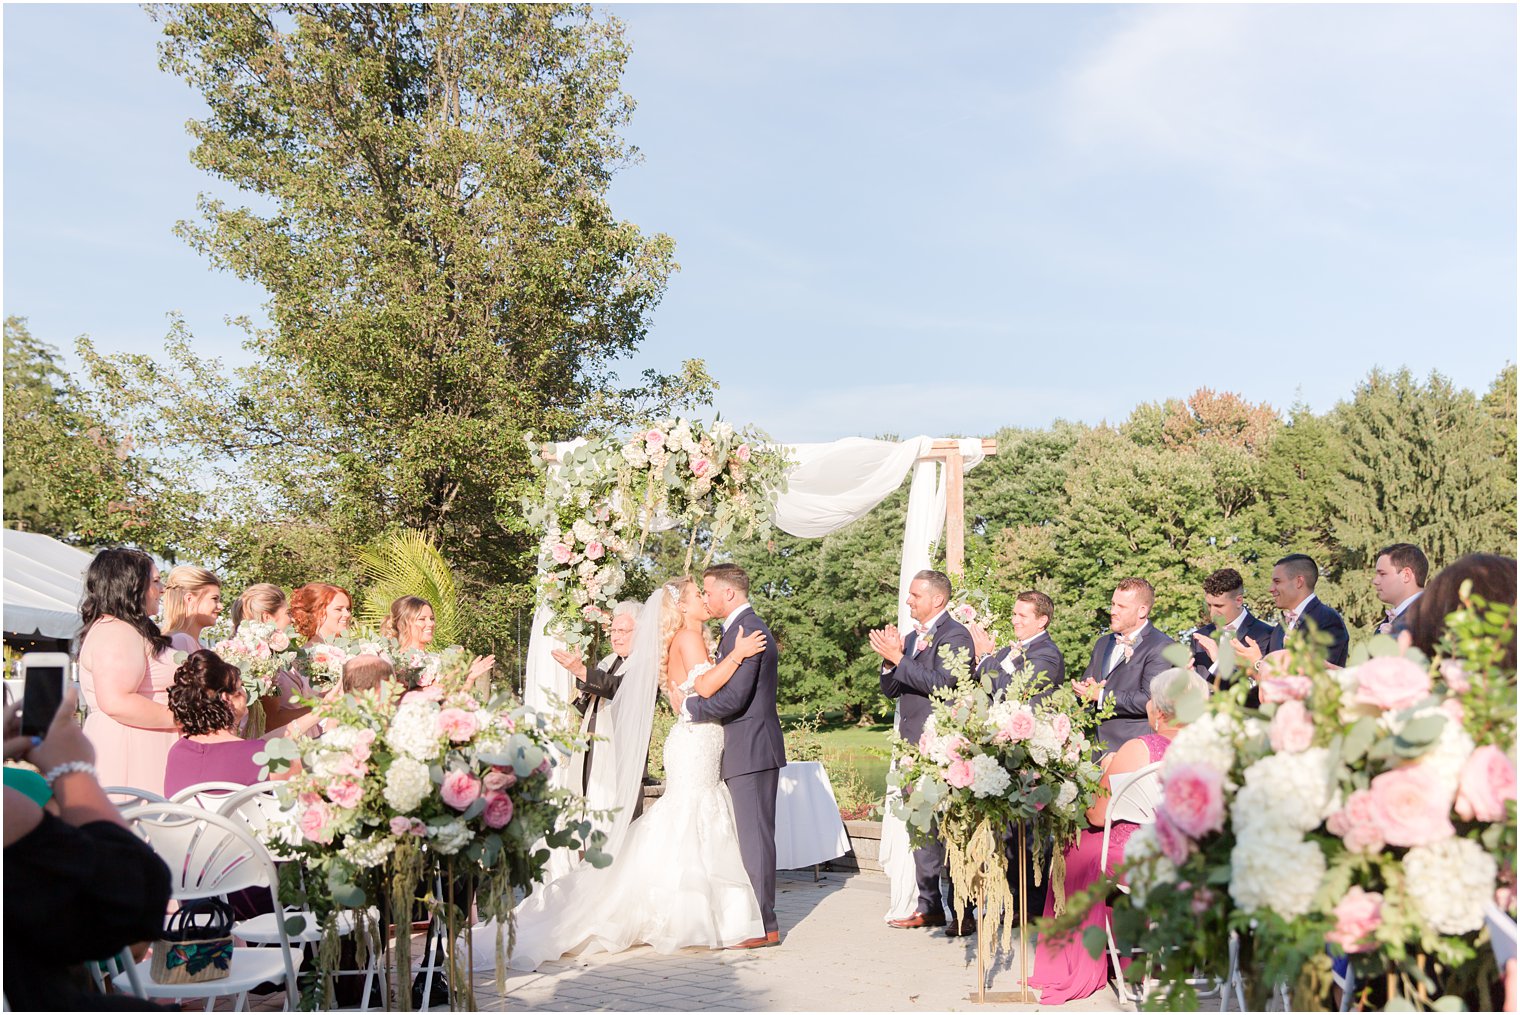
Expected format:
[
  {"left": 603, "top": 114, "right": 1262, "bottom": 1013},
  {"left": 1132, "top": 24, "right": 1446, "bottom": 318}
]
[{"left": 665, "top": 663, "right": 723, "bottom": 794}]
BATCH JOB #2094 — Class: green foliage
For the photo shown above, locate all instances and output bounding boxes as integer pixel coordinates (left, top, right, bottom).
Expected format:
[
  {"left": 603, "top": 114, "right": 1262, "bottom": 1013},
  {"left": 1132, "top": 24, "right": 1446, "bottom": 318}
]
[{"left": 355, "top": 528, "right": 461, "bottom": 645}]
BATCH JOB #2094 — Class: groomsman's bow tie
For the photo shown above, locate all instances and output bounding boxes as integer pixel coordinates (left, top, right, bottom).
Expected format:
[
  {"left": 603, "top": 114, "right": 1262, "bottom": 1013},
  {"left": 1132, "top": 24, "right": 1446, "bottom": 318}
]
[{"left": 1282, "top": 609, "right": 1299, "bottom": 629}]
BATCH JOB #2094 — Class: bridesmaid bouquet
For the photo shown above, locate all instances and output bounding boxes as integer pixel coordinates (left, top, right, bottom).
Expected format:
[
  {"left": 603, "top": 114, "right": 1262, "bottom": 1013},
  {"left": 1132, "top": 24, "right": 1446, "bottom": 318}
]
[
  {"left": 257, "top": 649, "right": 608, "bottom": 1007},
  {"left": 893, "top": 646, "right": 1108, "bottom": 949},
  {"left": 212, "top": 621, "right": 302, "bottom": 701},
  {"left": 1080, "top": 590, "right": 1516, "bottom": 1011}
]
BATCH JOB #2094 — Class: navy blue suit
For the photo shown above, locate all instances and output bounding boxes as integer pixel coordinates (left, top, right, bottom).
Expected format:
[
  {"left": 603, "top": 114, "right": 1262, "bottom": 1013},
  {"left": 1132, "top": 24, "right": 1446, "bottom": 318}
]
[
  {"left": 1190, "top": 612, "right": 1276, "bottom": 691},
  {"left": 686, "top": 604, "right": 785, "bottom": 934},
  {"left": 1081, "top": 623, "right": 1178, "bottom": 753},
  {"left": 976, "top": 632, "right": 1066, "bottom": 701},
  {"left": 880, "top": 612, "right": 974, "bottom": 919},
  {"left": 1267, "top": 596, "right": 1350, "bottom": 667}
]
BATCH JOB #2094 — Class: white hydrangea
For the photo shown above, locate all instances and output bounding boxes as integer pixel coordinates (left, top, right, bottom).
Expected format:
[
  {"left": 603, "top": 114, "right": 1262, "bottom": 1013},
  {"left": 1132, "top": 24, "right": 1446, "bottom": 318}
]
[
  {"left": 1163, "top": 712, "right": 1240, "bottom": 785},
  {"left": 386, "top": 700, "right": 442, "bottom": 761},
  {"left": 1385, "top": 708, "right": 1474, "bottom": 802},
  {"left": 320, "top": 724, "right": 368, "bottom": 753},
  {"left": 341, "top": 833, "right": 396, "bottom": 869},
  {"left": 310, "top": 749, "right": 353, "bottom": 780},
  {"left": 713, "top": 421, "right": 735, "bottom": 441},
  {"left": 383, "top": 757, "right": 432, "bottom": 813},
  {"left": 571, "top": 518, "right": 597, "bottom": 544},
  {"left": 621, "top": 442, "right": 648, "bottom": 468},
  {"left": 1403, "top": 837, "right": 1497, "bottom": 934},
  {"left": 1232, "top": 747, "right": 1336, "bottom": 836},
  {"left": 1122, "top": 824, "right": 1176, "bottom": 906},
  {"left": 968, "top": 754, "right": 1012, "bottom": 798},
  {"left": 1026, "top": 720, "right": 1064, "bottom": 765},
  {"left": 1229, "top": 827, "right": 1325, "bottom": 920},
  {"left": 1054, "top": 780, "right": 1079, "bottom": 815},
  {"left": 432, "top": 820, "right": 472, "bottom": 856}
]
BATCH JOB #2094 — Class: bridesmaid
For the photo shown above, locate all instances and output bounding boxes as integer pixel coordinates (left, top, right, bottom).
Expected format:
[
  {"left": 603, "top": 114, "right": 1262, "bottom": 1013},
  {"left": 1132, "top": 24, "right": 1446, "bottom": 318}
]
[
  {"left": 161, "top": 565, "right": 223, "bottom": 653},
  {"left": 230, "top": 583, "right": 291, "bottom": 634},
  {"left": 76, "top": 548, "right": 181, "bottom": 794},
  {"left": 382, "top": 595, "right": 495, "bottom": 686},
  {"left": 264, "top": 583, "right": 352, "bottom": 729}
]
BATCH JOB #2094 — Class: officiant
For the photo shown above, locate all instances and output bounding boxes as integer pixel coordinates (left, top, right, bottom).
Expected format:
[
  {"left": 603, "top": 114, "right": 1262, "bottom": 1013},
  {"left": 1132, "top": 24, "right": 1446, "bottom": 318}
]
[{"left": 551, "top": 599, "right": 646, "bottom": 814}]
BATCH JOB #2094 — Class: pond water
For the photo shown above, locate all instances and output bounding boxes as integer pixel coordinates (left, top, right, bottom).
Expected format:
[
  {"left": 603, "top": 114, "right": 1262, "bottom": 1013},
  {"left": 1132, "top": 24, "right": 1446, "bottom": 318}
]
[{"left": 822, "top": 749, "right": 890, "bottom": 800}]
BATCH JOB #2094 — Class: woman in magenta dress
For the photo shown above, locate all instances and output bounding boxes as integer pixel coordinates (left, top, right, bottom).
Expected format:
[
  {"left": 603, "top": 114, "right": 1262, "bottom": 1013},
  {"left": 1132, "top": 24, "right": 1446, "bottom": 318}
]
[
  {"left": 1031, "top": 668, "right": 1209, "bottom": 1005},
  {"left": 77, "top": 548, "right": 181, "bottom": 794}
]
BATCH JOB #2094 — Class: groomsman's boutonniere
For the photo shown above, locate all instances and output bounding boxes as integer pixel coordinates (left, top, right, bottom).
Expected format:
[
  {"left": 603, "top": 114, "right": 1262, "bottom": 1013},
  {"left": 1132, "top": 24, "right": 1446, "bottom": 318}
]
[{"left": 914, "top": 632, "right": 934, "bottom": 656}]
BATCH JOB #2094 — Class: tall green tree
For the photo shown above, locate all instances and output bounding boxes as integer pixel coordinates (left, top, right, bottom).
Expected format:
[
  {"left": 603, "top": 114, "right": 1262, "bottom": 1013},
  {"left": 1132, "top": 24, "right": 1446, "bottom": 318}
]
[{"left": 83, "top": 5, "right": 708, "bottom": 651}]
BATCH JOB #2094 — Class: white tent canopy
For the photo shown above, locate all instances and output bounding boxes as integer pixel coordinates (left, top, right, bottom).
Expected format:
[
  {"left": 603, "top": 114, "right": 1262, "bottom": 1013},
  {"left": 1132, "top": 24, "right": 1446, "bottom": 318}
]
[{"left": 3, "top": 529, "right": 92, "bottom": 640}]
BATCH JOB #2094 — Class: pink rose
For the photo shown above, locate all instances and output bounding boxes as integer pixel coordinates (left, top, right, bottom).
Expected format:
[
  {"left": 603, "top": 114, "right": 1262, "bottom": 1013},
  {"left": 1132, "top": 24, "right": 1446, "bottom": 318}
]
[
  {"left": 1162, "top": 763, "right": 1226, "bottom": 839},
  {"left": 1325, "top": 887, "right": 1383, "bottom": 954},
  {"left": 1327, "top": 789, "right": 1385, "bottom": 853},
  {"left": 551, "top": 543, "right": 573, "bottom": 565},
  {"left": 389, "top": 816, "right": 412, "bottom": 836},
  {"left": 436, "top": 707, "right": 479, "bottom": 743},
  {"left": 1439, "top": 659, "right": 1471, "bottom": 694},
  {"left": 944, "top": 735, "right": 969, "bottom": 763},
  {"left": 1190, "top": 886, "right": 1216, "bottom": 916},
  {"left": 997, "top": 710, "right": 1036, "bottom": 743},
  {"left": 403, "top": 684, "right": 446, "bottom": 704},
  {"left": 645, "top": 429, "right": 665, "bottom": 447},
  {"left": 410, "top": 819, "right": 427, "bottom": 837},
  {"left": 1268, "top": 700, "right": 1315, "bottom": 754},
  {"left": 1153, "top": 809, "right": 1193, "bottom": 865},
  {"left": 1051, "top": 714, "right": 1072, "bottom": 744},
  {"left": 1259, "top": 676, "right": 1313, "bottom": 704},
  {"left": 483, "top": 791, "right": 515, "bottom": 829},
  {"left": 483, "top": 768, "right": 514, "bottom": 792},
  {"left": 440, "top": 770, "right": 482, "bottom": 811},
  {"left": 254, "top": 641, "right": 272, "bottom": 660},
  {"left": 299, "top": 801, "right": 334, "bottom": 843},
  {"left": 945, "top": 759, "right": 975, "bottom": 789},
  {"left": 692, "top": 458, "right": 711, "bottom": 478},
  {"left": 953, "top": 605, "right": 975, "bottom": 624},
  {"left": 498, "top": 714, "right": 516, "bottom": 733},
  {"left": 327, "top": 778, "right": 362, "bottom": 809},
  {"left": 1441, "top": 697, "right": 1466, "bottom": 725},
  {"left": 1455, "top": 745, "right": 1517, "bottom": 822},
  {"left": 333, "top": 754, "right": 367, "bottom": 778},
  {"left": 269, "top": 631, "right": 290, "bottom": 652},
  {"left": 1367, "top": 765, "right": 1455, "bottom": 847},
  {"left": 1355, "top": 656, "right": 1432, "bottom": 711},
  {"left": 585, "top": 541, "right": 605, "bottom": 561},
  {"left": 736, "top": 443, "right": 752, "bottom": 463}
]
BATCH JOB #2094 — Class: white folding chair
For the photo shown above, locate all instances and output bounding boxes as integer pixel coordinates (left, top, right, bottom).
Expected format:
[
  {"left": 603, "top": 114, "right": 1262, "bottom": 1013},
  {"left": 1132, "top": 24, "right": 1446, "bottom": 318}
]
[
  {"left": 169, "top": 780, "right": 248, "bottom": 809},
  {"left": 1102, "top": 761, "right": 1164, "bottom": 1008},
  {"left": 217, "top": 783, "right": 381, "bottom": 1009},
  {"left": 103, "top": 785, "right": 169, "bottom": 809},
  {"left": 114, "top": 802, "right": 303, "bottom": 1011}
]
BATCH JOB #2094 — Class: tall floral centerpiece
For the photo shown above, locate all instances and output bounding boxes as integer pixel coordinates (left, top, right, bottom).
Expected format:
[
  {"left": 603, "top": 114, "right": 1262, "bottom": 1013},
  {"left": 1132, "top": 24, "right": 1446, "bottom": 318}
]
[
  {"left": 257, "top": 651, "right": 607, "bottom": 1010},
  {"left": 893, "top": 645, "right": 1109, "bottom": 996},
  {"left": 1074, "top": 590, "right": 1516, "bottom": 1011},
  {"left": 523, "top": 418, "right": 791, "bottom": 650}
]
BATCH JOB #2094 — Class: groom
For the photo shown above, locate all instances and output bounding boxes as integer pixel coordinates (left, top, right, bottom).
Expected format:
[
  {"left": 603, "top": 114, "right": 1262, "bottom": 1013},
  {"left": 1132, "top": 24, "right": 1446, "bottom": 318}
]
[{"left": 681, "top": 562, "right": 785, "bottom": 948}]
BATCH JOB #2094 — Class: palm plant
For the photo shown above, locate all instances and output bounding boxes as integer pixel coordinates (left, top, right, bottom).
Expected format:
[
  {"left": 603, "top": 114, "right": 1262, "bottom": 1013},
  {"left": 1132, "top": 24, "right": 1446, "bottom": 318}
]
[{"left": 356, "top": 528, "right": 461, "bottom": 646}]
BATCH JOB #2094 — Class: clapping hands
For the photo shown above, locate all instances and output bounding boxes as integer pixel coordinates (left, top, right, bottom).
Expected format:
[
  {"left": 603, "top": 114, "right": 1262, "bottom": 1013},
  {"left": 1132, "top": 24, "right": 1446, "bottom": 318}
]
[
  {"left": 867, "top": 623, "right": 905, "bottom": 667},
  {"left": 967, "top": 622, "right": 997, "bottom": 660},
  {"left": 1073, "top": 676, "right": 1105, "bottom": 703}
]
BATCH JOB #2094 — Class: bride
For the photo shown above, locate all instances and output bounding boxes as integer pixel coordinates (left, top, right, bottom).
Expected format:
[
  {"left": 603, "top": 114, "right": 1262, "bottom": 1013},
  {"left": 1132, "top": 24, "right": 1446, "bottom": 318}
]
[{"left": 476, "top": 577, "right": 769, "bottom": 971}]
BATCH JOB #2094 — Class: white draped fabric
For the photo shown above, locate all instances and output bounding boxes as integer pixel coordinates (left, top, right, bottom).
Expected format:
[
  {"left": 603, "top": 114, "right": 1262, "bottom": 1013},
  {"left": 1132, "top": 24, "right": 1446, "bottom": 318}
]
[{"left": 522, "top": 435, "right": 986, "bottom": 895}]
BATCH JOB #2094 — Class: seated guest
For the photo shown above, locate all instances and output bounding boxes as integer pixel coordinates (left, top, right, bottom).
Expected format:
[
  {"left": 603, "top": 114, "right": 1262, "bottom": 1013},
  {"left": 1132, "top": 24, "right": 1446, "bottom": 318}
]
[
  {"left": 1372, "top": 543, "right": 1429, "bottom": 636},
  {"left": 1234, "top": 553, "right": 1350, "bottom": 674},
  {"left": 1404, "top": 553, "right": 1517, "bottom": 670},
  {"left": 342, "top": 654, "right": 395, "bottom": 694},
  {"left": 4, "top": 688, "right": 171, "bottom": 1011},
  {"left": 1073, "top": 578, "right": 1177, "bottom": 753},
  {"left": 970, "top": 590, "right": 1066, "bottom": 699},
  {"left": 1188, "top": 568, "right": 1275, "bottom": 701},
  {"left": 163, "top": 650, "right": 321, "bottom": 796},
  {"left": 1030, "top": 668, "right": 1208, "bottom": 1005}
]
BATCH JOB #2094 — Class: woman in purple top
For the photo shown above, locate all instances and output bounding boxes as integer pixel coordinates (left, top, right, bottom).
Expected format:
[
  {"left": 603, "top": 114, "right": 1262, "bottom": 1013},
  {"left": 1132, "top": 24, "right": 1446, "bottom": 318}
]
[
  {"left": 163, "top": 650, "right": 323, "bottom": 797},
  {"left": 1030, "top": 667, "right": 1210, "bottom": 1005}
]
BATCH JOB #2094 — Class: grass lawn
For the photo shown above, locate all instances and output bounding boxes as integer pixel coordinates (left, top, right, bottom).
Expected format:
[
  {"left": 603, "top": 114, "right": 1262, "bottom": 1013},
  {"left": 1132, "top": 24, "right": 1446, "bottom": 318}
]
[{"left": 781, "top": 712, "right": 895, "bottom": 806}]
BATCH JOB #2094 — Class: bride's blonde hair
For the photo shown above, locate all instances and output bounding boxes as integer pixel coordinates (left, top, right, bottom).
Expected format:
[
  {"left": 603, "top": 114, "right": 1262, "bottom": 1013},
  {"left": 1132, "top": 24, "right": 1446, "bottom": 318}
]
[{"left": 658, "top": 577, "right": 695, "bottom": 687}]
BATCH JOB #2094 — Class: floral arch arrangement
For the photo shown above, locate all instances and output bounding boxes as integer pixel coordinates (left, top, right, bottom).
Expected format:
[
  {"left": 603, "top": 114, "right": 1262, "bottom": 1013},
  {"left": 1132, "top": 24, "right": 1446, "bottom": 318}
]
[{"left": 524, "top": 417, "right": 793, "bottom": 649}]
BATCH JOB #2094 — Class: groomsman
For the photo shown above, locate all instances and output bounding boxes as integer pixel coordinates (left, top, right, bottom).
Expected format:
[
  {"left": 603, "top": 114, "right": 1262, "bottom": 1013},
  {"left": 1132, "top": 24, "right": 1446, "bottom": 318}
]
[
  {"left": 1234, "top": 553, "right": 1350, "bottom": 673},
  {"left": 1074, "top": 578, "right": 1177, "bottom": 753},
  {"left": 1188, "top": 568, "right": 1275, "bottom": 700},
  {"left": 551, "top": 601, "right": 641, "bottom": 806},
  {"left": 1372, "top": 543, "right": 1428, "bottom": 636},
  {"left": 871, "top": 569, "right": 976, "bottom": 936},
  {"left": 970, "top": 591, "right": 1065, "bottom": 698}
]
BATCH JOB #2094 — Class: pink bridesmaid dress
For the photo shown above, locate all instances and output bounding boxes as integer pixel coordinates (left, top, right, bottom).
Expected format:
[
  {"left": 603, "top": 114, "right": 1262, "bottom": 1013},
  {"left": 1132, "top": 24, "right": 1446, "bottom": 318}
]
[{"left": 79, "top": 617, "right": 181, "bottom": 795}]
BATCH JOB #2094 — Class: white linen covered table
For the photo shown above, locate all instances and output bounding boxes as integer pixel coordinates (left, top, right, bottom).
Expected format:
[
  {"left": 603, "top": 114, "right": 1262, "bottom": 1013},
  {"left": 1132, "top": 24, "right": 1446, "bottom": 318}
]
[{"left": 773, "top": 760, "right": 852, "bottom": 870}]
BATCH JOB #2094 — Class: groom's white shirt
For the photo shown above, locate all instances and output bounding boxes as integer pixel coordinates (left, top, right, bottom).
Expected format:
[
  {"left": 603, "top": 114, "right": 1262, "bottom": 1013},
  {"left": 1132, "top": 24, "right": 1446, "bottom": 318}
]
[{"left": 679, "top": 602, "right": 752, "bottom": 721}]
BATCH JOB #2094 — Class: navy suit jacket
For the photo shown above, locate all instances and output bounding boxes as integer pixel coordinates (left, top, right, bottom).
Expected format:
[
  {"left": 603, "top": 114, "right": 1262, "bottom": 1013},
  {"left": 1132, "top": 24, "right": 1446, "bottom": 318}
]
[
  {"left": 976, "top": 632, "right": 1066, "bottom": 700},
  {"left": 1189, "top": 612, "right": 1276, "bottom": 690},
  {"left": 685, "top": 606, "right": 786, "bottom": 781},
  {"left": 1082, "top": 623, "right": 1178, "bottom": 752},
  {"left": 1267, "top": 597, "right": 1350, "bottom": 667},
  {"left": 880, "top": 612, "right": 975, "bottom": 747}
]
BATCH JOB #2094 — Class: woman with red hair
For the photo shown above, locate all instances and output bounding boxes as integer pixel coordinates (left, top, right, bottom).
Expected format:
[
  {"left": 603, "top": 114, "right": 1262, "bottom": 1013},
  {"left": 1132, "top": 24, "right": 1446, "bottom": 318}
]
[{"left": 264, "top": 583, "right": 353, "bottom": 729}]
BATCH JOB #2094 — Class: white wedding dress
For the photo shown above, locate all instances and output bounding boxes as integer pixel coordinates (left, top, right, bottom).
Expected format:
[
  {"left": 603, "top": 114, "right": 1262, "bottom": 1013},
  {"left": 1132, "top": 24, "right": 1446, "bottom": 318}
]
[{"left": 475, "top": 663, "right": 764, "bottom": 971}]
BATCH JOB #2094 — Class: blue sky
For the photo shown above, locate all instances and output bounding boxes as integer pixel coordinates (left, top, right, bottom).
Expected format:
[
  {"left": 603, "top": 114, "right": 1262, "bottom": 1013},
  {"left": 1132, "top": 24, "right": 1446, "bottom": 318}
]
[{"left": 5, "top": 4, "right": 1515, "bottom": 442}]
